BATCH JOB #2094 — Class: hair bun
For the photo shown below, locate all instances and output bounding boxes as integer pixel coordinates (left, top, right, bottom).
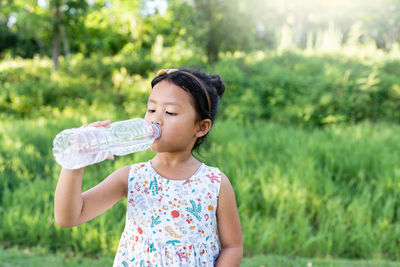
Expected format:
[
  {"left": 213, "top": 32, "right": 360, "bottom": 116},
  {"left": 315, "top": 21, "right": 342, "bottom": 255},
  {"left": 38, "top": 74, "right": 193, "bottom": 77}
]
[{"left": 211, "top": 74, "right": 225, "bottom": 98}]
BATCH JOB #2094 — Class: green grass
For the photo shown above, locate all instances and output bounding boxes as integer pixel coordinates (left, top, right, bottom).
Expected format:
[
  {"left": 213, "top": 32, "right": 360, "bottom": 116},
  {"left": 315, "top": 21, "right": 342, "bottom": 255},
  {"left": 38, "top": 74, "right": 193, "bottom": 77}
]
[
  {"left": 1, "top": 116, "right": 400, "bottom": 260},
  {"left": 1, "top": 247, "right": 400, "bottom": 267},
  {"left": 0, "top": 247, "right": 113, "bottom": 267},
  {"left": 209, "top": 120, "right": 400, "bottom": 259},
  {"left": 241, "top": 254, "right": 400, "bottom": 267}
]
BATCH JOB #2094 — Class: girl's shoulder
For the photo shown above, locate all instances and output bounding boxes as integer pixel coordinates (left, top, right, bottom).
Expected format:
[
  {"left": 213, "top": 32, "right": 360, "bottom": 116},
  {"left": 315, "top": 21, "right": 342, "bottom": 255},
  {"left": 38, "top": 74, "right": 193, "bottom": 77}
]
[
  {"left": 200, "top": 163, "right": 233, "bottom": 193},
  {"left": 200, "top": 162, "right": 220, "bottom": 172},
  {"left": 197, "top": 163, "right": 227, "bottom": 196},
  {"left": 200, "top": 163, "right": 223, "bottom": 181},
  {"left": 127, "top": 161, "right": 151, "bottom": 177},
  {"left": 129, "top": 161, "right": 150, "bottom": 171}
]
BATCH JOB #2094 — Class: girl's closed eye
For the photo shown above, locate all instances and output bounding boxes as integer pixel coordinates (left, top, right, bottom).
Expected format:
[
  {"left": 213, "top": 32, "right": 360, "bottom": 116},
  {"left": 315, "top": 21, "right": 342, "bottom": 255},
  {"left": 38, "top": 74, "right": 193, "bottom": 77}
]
[
  {"left": 166, "top": 111, "right": 177, "bottom": 116},
  {"left": 147, "top": 109, "right": 156, "bottom": 113}
]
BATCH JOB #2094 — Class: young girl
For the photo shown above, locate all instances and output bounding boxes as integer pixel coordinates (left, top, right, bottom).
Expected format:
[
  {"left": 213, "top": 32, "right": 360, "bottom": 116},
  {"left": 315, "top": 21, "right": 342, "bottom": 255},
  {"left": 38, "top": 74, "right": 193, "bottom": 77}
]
[{"left": 54, "top": 68, "right": 243, "bottom": 266}]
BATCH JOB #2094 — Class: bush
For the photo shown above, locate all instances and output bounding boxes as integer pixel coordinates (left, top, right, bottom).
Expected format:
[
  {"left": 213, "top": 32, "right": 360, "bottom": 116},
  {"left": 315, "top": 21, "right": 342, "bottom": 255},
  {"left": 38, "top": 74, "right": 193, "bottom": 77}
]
[
  {"left": 212, "top": 51, "right": 400, "bottom": 126},
  {"left": 2, "top": 50, "right": 400, "bottom": 126},
  {"left": 0, "top": 54, "right": 156, "bottom": 119},
  {"left": 2, "top": 50, "right": 400, "bottom": 260},
  {"left": 1, "top": 118, "right": 400, "bottom": 260}
]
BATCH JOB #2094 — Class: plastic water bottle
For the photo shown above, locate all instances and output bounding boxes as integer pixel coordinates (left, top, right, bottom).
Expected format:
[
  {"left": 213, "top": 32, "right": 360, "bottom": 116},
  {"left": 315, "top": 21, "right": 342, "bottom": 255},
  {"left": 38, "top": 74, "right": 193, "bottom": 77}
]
[{"left": 53, "top": 118, "right": 161, "bottom": 170}]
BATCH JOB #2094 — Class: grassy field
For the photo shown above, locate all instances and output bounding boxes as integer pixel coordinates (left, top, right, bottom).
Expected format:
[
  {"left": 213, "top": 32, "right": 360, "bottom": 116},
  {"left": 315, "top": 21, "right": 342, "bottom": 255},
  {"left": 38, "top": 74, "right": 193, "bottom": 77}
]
[
  {"left": 1, "top": 247, "right": 400, "bottom": 267},
  {"left": 1, "top": 116, "right": 400, "bottom": 262}
]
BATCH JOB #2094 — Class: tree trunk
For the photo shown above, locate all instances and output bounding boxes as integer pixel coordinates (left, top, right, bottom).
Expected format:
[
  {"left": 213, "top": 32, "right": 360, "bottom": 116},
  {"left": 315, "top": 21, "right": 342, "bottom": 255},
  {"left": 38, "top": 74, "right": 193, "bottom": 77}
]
[
  {"left": 205, "top": 0, "right": 219, "bottom": 63},
  {"left": 52, "top": 2, "right": 61, "bottom": 71},
  {"left": 206, "top": 32, "right": 218, "bottom": 63},
  {"left": 35, "top": 38, "right": 44, "bottom": 56},
  {"left": 60, "top": 25, "right": 70, "bottom": 65}
]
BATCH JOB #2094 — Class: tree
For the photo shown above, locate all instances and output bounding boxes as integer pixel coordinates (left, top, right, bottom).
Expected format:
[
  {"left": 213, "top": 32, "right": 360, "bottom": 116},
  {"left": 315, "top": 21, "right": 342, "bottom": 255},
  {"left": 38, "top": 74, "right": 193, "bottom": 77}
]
[
  {"left": 360, "top": 0, "right": 400, "bottom": 49},
  {"left": 169, "top": 0, "right": 257, "bottom": 63},
  {"left": 52, "top": 0, "right": 61, "bottom": 69},
  {"left": 50, "top": 0, "right": 88, "bottom": 70},
  {"left": 0, "top": 0, "right": 51, "bottom": 57},
  {"left": 79, "top": 0, "right": 140, "bottom": 56}
]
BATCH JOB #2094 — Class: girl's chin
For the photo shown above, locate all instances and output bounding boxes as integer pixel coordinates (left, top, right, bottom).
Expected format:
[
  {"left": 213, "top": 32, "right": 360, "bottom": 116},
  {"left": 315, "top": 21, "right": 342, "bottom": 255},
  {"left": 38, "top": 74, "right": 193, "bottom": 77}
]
[
  {"left": 149, "top": 142, "right": 162, "bottom": 152},
  {"left": 149, "top": 144, "right": 158, "bottom": 152}
]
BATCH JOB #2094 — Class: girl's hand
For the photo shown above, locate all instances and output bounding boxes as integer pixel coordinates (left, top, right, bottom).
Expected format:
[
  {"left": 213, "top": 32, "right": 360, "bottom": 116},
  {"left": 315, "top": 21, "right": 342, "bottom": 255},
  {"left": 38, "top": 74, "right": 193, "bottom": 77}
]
[
  {"left": 81, "top": 120, "right": 114, "bottom": 161},
  {"left": 82, "top": 120, "right": 111, "bottom": 128}
]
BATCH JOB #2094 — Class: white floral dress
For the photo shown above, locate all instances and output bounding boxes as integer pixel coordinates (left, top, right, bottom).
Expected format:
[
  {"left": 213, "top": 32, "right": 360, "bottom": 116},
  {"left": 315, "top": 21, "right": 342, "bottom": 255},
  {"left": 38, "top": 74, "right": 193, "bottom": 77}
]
[{"left": 113, "top": 161, "right": 222, "bottom": 267}]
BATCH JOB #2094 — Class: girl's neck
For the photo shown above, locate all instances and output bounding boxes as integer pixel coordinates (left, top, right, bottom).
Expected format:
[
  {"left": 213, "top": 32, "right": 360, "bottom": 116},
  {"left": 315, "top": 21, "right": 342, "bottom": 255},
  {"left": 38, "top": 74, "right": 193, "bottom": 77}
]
[
  {"left": 152, "top": 151, "right": 199, "bottom": 168},
  {"left": 150, "top": 152, "right": 202, "bottom": 181}
]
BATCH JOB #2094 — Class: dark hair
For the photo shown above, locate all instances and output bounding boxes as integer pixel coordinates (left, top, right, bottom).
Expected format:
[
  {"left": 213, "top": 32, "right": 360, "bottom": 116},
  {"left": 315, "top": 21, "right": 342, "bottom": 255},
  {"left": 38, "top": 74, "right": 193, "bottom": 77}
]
[{"left": 151, "top": 68, "right": 225, "bottom": 151}]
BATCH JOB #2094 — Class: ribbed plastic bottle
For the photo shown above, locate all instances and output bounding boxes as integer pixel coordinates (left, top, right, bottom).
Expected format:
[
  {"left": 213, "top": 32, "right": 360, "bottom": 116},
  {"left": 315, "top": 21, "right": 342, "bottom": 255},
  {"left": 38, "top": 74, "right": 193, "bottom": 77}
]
[{"left": 53, "top": 118, "right": 161, "bottom": 170}]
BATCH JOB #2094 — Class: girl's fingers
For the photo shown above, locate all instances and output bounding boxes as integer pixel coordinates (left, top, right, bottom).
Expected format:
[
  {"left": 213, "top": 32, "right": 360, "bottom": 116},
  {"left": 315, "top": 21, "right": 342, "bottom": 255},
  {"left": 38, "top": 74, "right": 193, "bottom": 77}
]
[
  {"left": 85, "top": 120, "right": 111, "bottom": 128},
  {"left": 88, "top": 121, "right": 100, "bottom": 127},
  {"left": 100, "top": 120, "right": 111, "bottom": 126},
  {"left": 106, "top": 155, "right": 115, "bottom": 161}
]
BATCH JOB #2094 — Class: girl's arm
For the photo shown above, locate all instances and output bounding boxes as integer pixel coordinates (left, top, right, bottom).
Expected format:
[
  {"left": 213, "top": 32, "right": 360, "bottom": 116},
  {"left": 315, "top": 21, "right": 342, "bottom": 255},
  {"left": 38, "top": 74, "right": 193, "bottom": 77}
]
[
  {"left": 54, "top": 166, "right": 129, "bottom": 227},
  {"left": 54, "top": 120, "right": 129, "bottom": 227},
  {"left": 216, "top": 173, "right": 243, "bottom": 267}
]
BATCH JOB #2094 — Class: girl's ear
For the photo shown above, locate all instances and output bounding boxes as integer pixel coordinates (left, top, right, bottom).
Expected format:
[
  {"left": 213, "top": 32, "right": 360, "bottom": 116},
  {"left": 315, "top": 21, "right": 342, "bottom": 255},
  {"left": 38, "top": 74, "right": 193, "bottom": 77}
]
[{"left": 196, "top": 119, "right": 212, "bottom": 138}]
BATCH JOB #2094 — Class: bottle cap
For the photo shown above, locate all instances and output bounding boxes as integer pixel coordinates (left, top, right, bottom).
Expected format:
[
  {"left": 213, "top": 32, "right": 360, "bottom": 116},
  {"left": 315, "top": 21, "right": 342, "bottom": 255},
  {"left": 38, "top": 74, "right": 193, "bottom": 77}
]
[{"left": 152, "top": 123, "right": 161, "bottom": 140}]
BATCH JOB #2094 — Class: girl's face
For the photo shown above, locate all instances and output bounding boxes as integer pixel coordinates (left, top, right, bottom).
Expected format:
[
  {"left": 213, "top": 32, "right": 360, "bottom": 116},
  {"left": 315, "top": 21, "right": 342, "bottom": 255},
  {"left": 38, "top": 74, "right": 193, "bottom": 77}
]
[{"left": 144, "top": 80, "right": 201, "bottom": 153}]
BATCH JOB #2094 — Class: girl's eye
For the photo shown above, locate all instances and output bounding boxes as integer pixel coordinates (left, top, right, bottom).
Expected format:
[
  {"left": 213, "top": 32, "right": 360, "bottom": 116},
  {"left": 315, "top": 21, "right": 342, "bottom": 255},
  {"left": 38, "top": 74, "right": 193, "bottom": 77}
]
[
  {"left": 166, "top": 111, "right": 177, "bottom": 116},
  {"left": 147, "top": 109, "right": 156, "bottom": 113}
]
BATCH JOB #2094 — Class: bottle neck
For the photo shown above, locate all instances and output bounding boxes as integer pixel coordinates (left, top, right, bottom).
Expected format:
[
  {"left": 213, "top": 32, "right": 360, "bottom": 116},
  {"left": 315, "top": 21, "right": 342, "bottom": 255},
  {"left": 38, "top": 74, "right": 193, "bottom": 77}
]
[{"left": 150, "top": 123, "right": 161, "bottom": 140}]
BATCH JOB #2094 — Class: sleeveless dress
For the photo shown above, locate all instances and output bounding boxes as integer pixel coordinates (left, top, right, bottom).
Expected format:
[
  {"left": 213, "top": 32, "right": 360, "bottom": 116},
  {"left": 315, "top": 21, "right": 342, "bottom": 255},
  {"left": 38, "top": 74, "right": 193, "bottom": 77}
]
[{"left": 113, "top": 161, "right": 222, "bottom": 267}]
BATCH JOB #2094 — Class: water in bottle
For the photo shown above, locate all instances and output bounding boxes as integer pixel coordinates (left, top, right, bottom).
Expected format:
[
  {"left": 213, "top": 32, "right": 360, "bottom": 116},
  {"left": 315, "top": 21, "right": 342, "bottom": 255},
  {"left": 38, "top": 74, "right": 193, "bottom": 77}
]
[{"left": 53, "top": 118, "right": 161, "bottom": 170}]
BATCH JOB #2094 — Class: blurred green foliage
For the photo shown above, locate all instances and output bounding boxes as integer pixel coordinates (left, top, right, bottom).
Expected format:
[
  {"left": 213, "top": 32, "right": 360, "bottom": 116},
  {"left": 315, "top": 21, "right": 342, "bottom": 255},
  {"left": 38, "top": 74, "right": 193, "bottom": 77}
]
[
  {"left": 2, "top": 0, "right": 400, "bottom": 63},
  {"left": 1, "top": 117, "right": 400, "bottom": 260},
  {"left": 1, "top": 0, "right": 400, "bottom": 262},
  {"left": 213, "top": 51, "right": 400, "bottom": 125},
  {"left": 2, "top": 50, "right": 400, "bottom": 126},
  {"left": 1, "top": 49, "right": 400, "bottom": 260}
]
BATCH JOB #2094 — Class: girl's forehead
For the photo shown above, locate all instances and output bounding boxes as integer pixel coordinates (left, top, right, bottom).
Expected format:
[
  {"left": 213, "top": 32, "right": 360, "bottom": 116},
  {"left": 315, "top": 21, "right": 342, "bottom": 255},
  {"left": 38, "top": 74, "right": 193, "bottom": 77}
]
[{"left": 149, "top": 80, "right": 193, "bottom": 105}]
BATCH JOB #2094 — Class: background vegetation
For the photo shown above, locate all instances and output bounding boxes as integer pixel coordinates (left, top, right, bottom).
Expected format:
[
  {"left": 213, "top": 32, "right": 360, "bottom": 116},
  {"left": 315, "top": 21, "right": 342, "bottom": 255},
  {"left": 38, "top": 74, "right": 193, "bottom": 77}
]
[{"left": 1, "top": 0, "right": 400, "bottom": 265}]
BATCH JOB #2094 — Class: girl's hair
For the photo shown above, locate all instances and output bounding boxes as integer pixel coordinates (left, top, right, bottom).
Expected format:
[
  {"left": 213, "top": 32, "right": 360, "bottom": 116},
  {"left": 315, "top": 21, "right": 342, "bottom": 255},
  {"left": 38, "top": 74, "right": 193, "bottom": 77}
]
[{"left": 151, "top": 68, "right": 225, "bottom": 151}]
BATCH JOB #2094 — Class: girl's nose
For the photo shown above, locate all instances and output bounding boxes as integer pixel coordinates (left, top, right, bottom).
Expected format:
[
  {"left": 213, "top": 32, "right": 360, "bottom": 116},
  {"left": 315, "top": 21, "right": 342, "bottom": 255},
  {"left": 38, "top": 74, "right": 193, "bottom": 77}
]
[
  {"left": 152, "top": 120, "right": 161, "bottom": 126},
  {"left": 151, "top": 114, "right": 162, "bottom": 126}
]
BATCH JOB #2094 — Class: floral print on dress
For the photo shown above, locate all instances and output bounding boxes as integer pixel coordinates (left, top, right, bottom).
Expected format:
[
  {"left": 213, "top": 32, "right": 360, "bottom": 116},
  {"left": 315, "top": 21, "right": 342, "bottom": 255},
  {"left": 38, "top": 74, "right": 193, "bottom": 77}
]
[{"left": 113, "top": 161, "right": 222, "bottom": 267}]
